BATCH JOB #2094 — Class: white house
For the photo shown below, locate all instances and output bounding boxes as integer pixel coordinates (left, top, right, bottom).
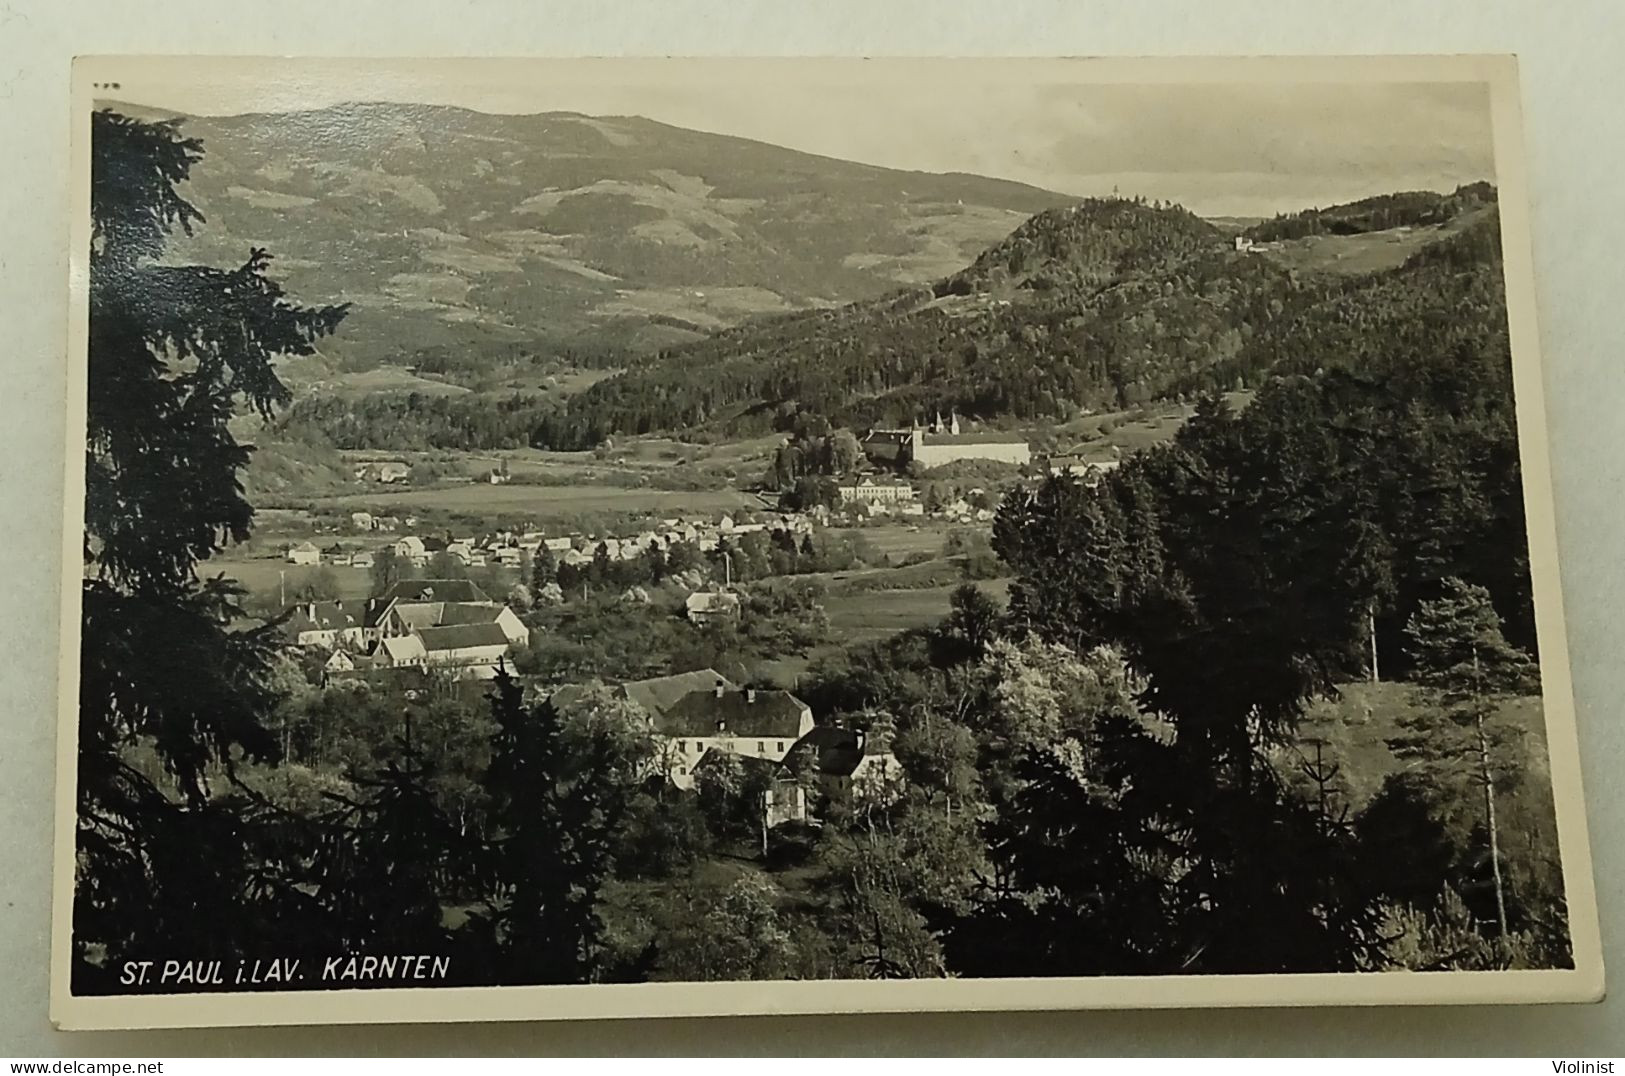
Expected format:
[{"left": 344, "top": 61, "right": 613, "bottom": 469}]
[
  {"left": 286, "top": 541, "right": 320, "bottom": 566},
  {"left": 415, "top": 623, "right": 512, "bottom": 678},
  {"left": 549, "top": 670, "right": 816, "bottom": 791},
  {"left": 685, "top": 590, "right": 741, "bottom": 625},
  {"left": 837, "top": 478, "right": 918, "bottom": 505}
]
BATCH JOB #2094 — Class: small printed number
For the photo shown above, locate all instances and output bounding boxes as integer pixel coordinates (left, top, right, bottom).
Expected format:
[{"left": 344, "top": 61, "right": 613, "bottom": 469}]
[{"left": 93, "top": 82, "right": 122, "bottom": 90}]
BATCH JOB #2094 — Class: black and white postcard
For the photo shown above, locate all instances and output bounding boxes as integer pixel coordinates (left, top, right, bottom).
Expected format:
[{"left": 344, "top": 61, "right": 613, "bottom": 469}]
[{"left": 52, "top": 54, "right": 1603, "bottom": 1029}]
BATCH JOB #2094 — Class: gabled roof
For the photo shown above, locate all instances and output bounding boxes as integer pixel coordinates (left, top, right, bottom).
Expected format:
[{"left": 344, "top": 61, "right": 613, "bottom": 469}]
[
  {"left": 685, "top": 591, "right": 740, "bottom": 613},
  {"left": 660, "top": 688, "right": 809, "bottom": 739},
  {"left": 789, "top": 724, "right": 891, "bottom": 778},
  {"left": 435, "top": 601, "right": 506, "bottom": 627},
  {"left": 549, "top": 668, "right": 738, "bottom": 719},
  {"left": 377, "top": 635, "right": 426, "bottom": 663},
  {"left": 391, "top": 602, "right": 443, "bottom": 631},
  {"left": 417, "top": 622, "right": 510, "bottom": 652},
  {"left": 380, "top": 578, "right": 491, "bottom": 604},
  {"left": 284, "top": 601, "right": 359, "bottom": 635}
]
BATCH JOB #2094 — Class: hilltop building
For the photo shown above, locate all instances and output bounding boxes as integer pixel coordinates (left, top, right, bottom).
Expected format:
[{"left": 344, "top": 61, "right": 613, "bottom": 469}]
[{"left": 862, "top": 411, "right": 1030, "bottom": 470}]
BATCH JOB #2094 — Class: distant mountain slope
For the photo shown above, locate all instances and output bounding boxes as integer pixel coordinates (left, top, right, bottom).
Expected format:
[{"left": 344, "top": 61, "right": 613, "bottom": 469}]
[
  {"left": 1243, "top": 183, "right": 1495, "bottom": 243},
  {"left": 107, "top": 101, "right": 1075, "bottom": 377},
  {"left": 535, "top": 191, "right": 1505, "bottom": 447},
  {"left": 535, "top": 198, "right": 1300, "bottom": 444}
]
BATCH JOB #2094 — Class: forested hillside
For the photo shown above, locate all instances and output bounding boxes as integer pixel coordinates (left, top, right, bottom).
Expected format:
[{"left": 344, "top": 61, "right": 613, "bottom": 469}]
[
  {"left": 524, "top": 191, "right": 1503, "bottom": 448},
  {"left": 1177, "top": 212, "right": 1510, "bottom": 396},
  {"left": 528, "top": 199, "right": 1296, "bottom": 446},
  {"left": 273, "top": 187, "right": 1507, "bottom": 454}
]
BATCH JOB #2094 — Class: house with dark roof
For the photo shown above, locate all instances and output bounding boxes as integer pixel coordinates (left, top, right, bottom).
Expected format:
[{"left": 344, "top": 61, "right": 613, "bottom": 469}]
[
  {"left": 550, "top": 668, "right": 739, "bottom": 718},
  {"left": 378, "top": 578, "right": 492, "bottom": 605},
  {"left": 548, "top": 669, "right": 814, "bottom": 789},
  {"left": 351, "top": 581, "right": 526, "bottom": 679},
  {"left": 788, "top": 724, "right": 901, "bottom": 798},
  {"left": 282, "top": 601, "right": 365, "bottom": 651},
  {"left": 659, "top": 684, "right": 815, "bottom": 788},
  {"left": 415, "top": 622, "right": 512, "bottom": 676},
  {"left": 369, "top": 599, "right": 528, "bottom": 648}
]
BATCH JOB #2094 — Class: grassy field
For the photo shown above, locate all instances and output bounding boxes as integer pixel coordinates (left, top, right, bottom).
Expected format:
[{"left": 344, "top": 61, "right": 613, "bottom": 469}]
[
  {"left": 1257, "top": 207, "right": 1495, "bottom": 278},
  {"left": 826, "top": 523, "right": 963, "bottom": 562},
  {"left": 205, "top": 559, "right": 375, "bottom": 603},
  {"left": 1048, "top": 391, "right": 1254, "bottom": 460},
  {"left": 823, "top": 577, "right": 1012, "bottom": 644},
  {"left": 1287, "top": 679, "right": 1551, "bottom": 814},
  {"left": 313, "top": 483, "right": 764, "bottom": 518}
]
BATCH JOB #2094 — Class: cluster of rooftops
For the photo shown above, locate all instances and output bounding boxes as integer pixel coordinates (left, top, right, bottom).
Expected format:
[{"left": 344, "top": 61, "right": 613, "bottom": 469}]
[{"left": 280, "top": 579, "right": 528, "bottom": 677}]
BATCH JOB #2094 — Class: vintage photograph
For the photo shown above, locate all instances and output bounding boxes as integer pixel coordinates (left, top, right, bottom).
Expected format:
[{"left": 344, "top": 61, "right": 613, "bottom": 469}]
[{"left": 56, "top": 56, "right": 1600, "bottom": 1025}]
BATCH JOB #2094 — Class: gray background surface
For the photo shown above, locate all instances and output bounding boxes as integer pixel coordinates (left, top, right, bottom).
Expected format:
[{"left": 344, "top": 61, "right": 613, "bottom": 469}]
[{"left": 2, "top": 0, "right": 1620, "bottom": 1056}]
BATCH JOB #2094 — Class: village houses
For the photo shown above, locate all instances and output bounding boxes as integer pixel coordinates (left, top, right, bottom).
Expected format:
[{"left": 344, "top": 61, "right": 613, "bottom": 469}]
[{"left": 282, "top": 579, "right": 528, "bottom": 681}]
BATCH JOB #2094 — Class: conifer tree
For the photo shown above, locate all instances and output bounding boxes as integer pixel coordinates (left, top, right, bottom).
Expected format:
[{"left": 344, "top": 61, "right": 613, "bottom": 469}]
[
  {"left": 478, "top": 671, "right": 639, "bottom": 983},
  {"left": 1391, "top": 577, "right": 1539, "bottom": 942},
  {"left": 76, "top": 110, "right": 346, "bottom": 985},
  {"left": 530, "top": 542, "right": 558, "bottom": 593}
]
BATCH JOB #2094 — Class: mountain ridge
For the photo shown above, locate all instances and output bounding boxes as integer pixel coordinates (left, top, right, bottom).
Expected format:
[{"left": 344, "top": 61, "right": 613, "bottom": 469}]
[{"left": 101, "top": 100, "right": 1079, "bottom": 381}]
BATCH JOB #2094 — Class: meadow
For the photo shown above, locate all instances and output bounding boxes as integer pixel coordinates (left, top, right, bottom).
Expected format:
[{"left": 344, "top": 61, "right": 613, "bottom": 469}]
[{"left": 314, "top": 483, "right": 766, "bottom": 518}]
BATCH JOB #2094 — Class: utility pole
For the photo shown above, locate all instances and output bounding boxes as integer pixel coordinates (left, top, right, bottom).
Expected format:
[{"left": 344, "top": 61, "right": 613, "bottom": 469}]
[
  {"left": 1473, "top": 644, "right": 1509, "bottom": 943},
  {"left": 279, "top": 569, "right": 286, "bottom": 608},
  {"left": 1369, "top": 605, "right": 1380, "bottom": 684},
  {"left": 724, "top": 550, "right": 733, "bottom": 587}
]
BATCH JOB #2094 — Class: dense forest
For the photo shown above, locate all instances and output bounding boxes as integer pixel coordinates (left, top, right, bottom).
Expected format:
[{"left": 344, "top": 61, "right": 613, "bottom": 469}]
[
  {"left": 1176, "top": 212, "right": 1510, "bottom": 396},
  {"left": 282, "top": 391, "right": 555, "bottom": 451}
]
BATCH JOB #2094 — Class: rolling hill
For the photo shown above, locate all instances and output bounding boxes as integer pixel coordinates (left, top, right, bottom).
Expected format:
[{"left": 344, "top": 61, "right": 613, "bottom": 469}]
[
  {"left": 528, "top": 188, "right": 1506, "bottom": 446},
  {"left": 107, "top": 100, "right": 1076, "bottom": 383}
]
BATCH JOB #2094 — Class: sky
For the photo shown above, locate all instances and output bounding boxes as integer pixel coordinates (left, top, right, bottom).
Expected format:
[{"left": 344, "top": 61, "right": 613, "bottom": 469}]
[{"left": 99, "top": 58, "right": 1497, "bottom": 218}]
